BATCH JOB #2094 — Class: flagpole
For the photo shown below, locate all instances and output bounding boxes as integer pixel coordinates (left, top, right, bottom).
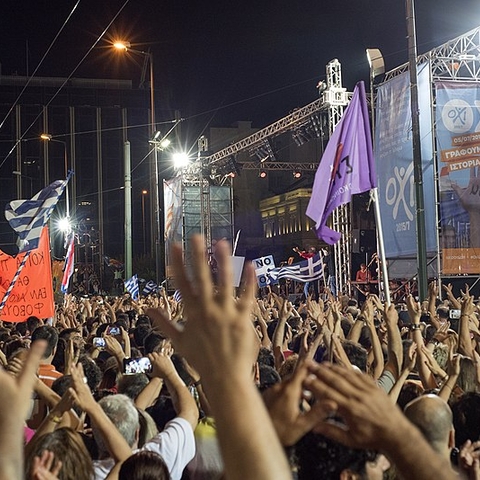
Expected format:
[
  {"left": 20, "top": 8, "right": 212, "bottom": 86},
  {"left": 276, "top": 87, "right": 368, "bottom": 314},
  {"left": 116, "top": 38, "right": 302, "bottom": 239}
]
[
  {"left": 406, "top": 0, "right": 429, "bottom": 301},
  {"left": 371, "top": 189, "right": 391, "bottom": 305},
  {"left": 368, "top": 55, "right": 391, "bottom": 306},
  {"left": 232, "top": 229, "right": 241, "bottom": 256}
]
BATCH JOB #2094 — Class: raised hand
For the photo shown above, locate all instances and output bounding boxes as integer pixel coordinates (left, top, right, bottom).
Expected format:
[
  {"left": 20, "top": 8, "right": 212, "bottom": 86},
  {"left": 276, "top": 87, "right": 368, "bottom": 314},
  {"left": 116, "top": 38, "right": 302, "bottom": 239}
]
[{"left": 31, "top": 450, "right": 62, "bottom": 480}]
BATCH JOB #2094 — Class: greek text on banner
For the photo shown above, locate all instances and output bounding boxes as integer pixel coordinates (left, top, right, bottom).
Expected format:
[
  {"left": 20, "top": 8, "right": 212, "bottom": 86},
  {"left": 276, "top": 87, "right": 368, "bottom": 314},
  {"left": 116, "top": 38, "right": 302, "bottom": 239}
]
[{"left": 0, "top": 228, "right": 54, "bottom": 322}]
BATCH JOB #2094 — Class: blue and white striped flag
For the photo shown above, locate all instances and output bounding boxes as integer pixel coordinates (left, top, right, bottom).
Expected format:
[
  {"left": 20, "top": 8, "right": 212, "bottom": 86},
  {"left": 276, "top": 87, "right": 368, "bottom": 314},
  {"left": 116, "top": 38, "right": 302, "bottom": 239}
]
[
  {"left": 124, "top": 274, "right": 139, "bottom": 301},
  {"left": 267, "top": 254, "right": 324, "bottom": 283},
  {"left": 61, "top": 234, "right": 75, "bottom": 294},
  {"left": 173, "top": 289, "right": 182, "bottom": 303},
  {"left": 5, "top": 177, "right": 69, "bottom": 252},
  {"left": 143, "top": 280, "right": 159, "bottom": 296}
]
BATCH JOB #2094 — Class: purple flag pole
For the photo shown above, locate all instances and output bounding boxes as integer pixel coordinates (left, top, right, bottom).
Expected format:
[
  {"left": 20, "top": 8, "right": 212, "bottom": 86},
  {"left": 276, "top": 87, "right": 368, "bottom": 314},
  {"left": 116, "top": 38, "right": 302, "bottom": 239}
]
[{"left": 306, "top": 81, "right": 377, "bottom": 244}]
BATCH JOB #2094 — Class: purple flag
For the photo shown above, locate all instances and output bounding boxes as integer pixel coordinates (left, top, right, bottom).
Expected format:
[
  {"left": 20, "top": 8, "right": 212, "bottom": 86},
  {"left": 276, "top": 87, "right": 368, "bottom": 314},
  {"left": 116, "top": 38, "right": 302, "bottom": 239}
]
[{"left": 306, "top": 81, "right": 377, "bottom": 244}]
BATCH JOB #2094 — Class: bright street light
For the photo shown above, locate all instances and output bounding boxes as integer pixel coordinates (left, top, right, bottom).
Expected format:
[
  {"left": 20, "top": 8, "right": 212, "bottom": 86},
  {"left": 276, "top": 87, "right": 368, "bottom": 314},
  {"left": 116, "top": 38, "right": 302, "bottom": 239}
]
[
  {"left": 57, "top": 217, "right": 71, "bottom": 233},
  {"left": 113, "top": 41, "right": 131, "bottom": 51},
  {"left": 172, "top": 152, "right": 190, "bottom": 169}
]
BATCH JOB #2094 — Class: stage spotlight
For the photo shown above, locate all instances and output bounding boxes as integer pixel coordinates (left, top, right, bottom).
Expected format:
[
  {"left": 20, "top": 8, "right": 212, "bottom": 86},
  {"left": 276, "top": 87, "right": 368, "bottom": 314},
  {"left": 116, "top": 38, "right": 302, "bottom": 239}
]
[
  {"left": 252, "top": 139, "right": 276, "bottom": 163},
  {"left": 259, "top": 170, "right": 267, "bottom": 178},
  {"left": 293, "top": 171, "right": 302, "bottom": 179}
]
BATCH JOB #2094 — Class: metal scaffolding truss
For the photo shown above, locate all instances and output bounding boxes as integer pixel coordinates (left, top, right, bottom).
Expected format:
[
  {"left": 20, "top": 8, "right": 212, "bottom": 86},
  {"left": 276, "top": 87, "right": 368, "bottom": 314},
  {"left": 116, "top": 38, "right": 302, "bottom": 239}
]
[
  {"left": 180, "top": 59, "right": 351, "bottom": 298},
  {"left": 325, "top": 60, "right": 351, "bottom": 297},
  {"left": 240, "top": 162, "right": 318, "bottom": 171},
  {"left": 385, "top": 26, "right": 480, "bottom": 81},
  {"left": 197, "top": 99, "right": 330, "bottom": 168}
]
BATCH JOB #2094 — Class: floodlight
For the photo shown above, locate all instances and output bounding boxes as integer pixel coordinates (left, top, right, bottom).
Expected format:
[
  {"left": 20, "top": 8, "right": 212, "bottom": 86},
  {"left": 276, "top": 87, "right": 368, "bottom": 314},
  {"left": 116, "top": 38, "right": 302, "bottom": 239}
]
[
  {"left": 172, "top": 152, "right": 190, "bottom": 169},
  {"left": 366, "top": 49, "right": 385, "bottom": 78},
  {"left": 58, "top": 217, "right": 71, "bottom": 233}
]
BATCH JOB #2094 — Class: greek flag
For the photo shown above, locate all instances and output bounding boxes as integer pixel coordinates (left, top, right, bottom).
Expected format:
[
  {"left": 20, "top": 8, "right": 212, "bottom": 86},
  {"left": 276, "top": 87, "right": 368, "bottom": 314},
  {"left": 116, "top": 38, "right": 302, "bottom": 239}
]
[
  {"left": 143, "top": 280, "right": 159, "bottom": 296},
  {"left": 124, "top": 274, "right": 139, "bottom": 301},
  {"left": 268, "top": 254, "right": 324, "bottom": 283},
  {"left": 173, "top": 289, "right": 182, "bottom": 303},
  {"left": 5, "top": 177, "right": 69, "bottom": 252},
  {"left": 61, "top": 234, "right": 75, "bottom": 294}
]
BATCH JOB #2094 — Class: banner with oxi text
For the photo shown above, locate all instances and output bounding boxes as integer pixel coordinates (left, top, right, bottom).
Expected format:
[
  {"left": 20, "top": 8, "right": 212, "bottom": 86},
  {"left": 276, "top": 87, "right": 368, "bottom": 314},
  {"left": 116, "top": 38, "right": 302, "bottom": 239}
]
[
  {"left": 436, "top": 81, "right": 480, "bottom": 274},
  {"left": 0, "top": 228, "right": 54, "bottom": 322},
  {"left": 253, "top": 255, "right": 277, "bottom": 288},
  {"left": 374, "top": 63, "right": 436, "bottom": 257}
]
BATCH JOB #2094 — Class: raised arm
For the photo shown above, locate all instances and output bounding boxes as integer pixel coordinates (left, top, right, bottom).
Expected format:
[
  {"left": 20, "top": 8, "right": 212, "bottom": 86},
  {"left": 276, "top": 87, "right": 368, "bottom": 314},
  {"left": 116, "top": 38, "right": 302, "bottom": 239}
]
[
  {"left": 406, "top": 295, "right": 437, "bottom": 389},
  {"left": 272, "top": 298, "right": 289, "bottom": 371},
  {"left": 382, "top": 303, "right": 403, "bottom": 380},
  {"left": 442, "top": 283, "right": 461, "bottom": 310},
  {"left": 363, "top": 298, "right": 384, "bottom": 379},
  {"left": 458, "top": 294, "right": 475, "bottom": 357},
  {"left": 0, "top": 341, "right": 44, "bottom": 480},
  {"left": 146, "top": 235, "right": 292, "bottom": 480},
  {"left": 147, "top": 351, "right": 199, "bottom": 431},
  {"left": 306, "top": 363, "right": 456, "bottom": 480},
  {"left": 69, "top": 363, "right": 132, "bottom": 463}
]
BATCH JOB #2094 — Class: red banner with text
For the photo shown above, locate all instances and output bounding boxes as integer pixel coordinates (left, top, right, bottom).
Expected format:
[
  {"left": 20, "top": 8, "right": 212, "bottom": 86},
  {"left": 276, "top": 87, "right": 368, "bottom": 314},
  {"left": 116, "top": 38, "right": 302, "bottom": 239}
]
[{"left": 0, "top": 228, "right": 54, "bottom": 322}]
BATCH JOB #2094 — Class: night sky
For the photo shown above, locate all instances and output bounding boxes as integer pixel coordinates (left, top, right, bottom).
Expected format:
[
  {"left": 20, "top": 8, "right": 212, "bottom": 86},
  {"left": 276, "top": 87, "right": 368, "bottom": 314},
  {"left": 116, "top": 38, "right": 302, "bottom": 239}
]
[{"left": 0, "top": 0, "right": 479, "bottom": 146}]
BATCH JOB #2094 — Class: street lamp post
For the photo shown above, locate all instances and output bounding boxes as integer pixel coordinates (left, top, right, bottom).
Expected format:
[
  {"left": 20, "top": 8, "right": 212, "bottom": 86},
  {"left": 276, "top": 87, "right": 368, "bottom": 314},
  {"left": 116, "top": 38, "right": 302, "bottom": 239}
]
[
  {"left": 142, "top": 190, "right": 148, "bottom": 255},
  {"left": 114, "top": 41, "right": 163, "bottom": 283},
  {"left": 40, "top": 134, "right": 70, "bottom": 218},
  {"left": 12, "top": 171, "right": 33, "bottom": 197}
]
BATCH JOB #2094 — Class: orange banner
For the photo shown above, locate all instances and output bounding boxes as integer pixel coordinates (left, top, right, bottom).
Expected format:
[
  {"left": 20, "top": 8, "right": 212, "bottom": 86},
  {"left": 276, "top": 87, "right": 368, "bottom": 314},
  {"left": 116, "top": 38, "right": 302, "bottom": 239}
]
[
  {"left": 442, "top": 248, "right": 480, "bottom": 275},
  {"left": 0, "top": 228, "right": 54, "bottom": 322}
]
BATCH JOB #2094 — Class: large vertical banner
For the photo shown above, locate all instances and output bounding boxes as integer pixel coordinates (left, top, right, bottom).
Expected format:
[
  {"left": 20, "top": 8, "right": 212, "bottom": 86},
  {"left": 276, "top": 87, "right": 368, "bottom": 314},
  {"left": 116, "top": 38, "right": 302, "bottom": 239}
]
[
  {"left": 163, "top": 177, "right": 183, "bottom": 279},
  {"left": 436, "top": 82, "right": 480, "bottom": 274},
  {"left": 374, "top": 63, "right": 436, "bottom": 258}
]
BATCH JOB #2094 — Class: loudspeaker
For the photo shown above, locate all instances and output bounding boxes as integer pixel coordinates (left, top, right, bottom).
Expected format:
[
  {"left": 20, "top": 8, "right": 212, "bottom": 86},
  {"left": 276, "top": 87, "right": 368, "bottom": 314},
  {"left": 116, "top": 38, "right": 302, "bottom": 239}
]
[{"left": 352, "top": 229, "right": 376, "bottom": 254}]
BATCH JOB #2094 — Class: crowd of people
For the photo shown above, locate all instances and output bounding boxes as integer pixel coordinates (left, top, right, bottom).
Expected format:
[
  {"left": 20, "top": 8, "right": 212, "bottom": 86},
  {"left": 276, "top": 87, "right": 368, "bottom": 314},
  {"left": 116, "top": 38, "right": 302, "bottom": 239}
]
[{"left": 2, "top": 236, "right": 480, "bottom": 479}]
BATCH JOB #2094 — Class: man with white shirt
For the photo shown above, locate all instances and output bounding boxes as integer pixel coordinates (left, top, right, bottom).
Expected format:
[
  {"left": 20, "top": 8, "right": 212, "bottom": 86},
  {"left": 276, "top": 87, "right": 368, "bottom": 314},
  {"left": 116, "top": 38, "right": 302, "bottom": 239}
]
[{"left": 92, "top": 352, "right": 198, "bottom": 480}]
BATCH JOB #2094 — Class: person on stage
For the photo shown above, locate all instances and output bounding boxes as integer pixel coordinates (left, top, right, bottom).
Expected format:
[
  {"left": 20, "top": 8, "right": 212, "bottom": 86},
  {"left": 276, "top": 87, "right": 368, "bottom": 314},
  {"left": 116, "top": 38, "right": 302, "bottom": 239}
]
[
  {"left": 292, "top": 245, "right": 318, "bottom": 300},
  {"left": 355, "top": 263, "right": 369, "bottom": 283}
]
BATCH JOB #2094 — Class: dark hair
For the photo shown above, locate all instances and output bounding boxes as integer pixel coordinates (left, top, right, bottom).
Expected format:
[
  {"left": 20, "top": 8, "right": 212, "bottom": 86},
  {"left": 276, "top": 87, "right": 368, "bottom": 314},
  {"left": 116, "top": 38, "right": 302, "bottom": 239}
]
[
  {"left": 119, "top": 451, "right": 171, "bottom": 480},
  {"left": 397, "top": 382, "right": 423, "bottom": 411},
  {"left": 117, "top": 374, "right": 150, "bottom": 400},
  {"left": 258, "top": 365, "right": 281, "bottom": 392},
  {"left": 452, "top": 392, "right": 480, "bottom": 447},
  {"left": 96, "top": 323, "right": 110, "bottom": 337},
  {"left": 437, "top": 307, "right": 449, "bottom": 320},
  {"left": 257, "top": 347, "right": 275, "bottom": 368},
  {"left": 296, "top": 433, "right": 377, "bottom": 480},
  {"left": 133, "top": 325, "right": 152, "bottom": 350},
  {"left": 52, "top": 375, "right": 73, "bottom": 397},
  {"left": 52, "top": 338, "right": 67, "bottom": 373},
  {"left": 143, "top": 331, "right": 168, "bottom": 355},
  {"left": 58, "top": 328, "right": 80, "bottom": 341},
  {"left": 340, "top": 340, "right": 368, "bottom": 372},
  {"left": 26, "top": 316, "right": 42, "bottom": 333},
  {"left": 136, "top": 315, "right": 152, "bottom": 328},
  {"left": 5, "top": 338, "right": 29, "bottom": 360},
  {"left": 15, "top": 322, "right": 28, "bottom": 337},
  {"left": 78, "top": 354, "right": 103, "bottom": 392},
  {"left": 115, "top": 314, "right": 130, "bottom": 331},
  {"left": 146, "top": 396, "right": 176, "bottom": 431},
  {"left": 31, "top": 325, "right": 59, "bottom": 358}
]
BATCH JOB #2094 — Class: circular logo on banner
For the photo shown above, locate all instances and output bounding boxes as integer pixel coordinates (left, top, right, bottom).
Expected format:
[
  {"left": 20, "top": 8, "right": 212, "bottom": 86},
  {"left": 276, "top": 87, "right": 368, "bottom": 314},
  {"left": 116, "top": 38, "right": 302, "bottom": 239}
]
[{"left": 442, "top": 99, "right": 473, "bottom": 133}]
